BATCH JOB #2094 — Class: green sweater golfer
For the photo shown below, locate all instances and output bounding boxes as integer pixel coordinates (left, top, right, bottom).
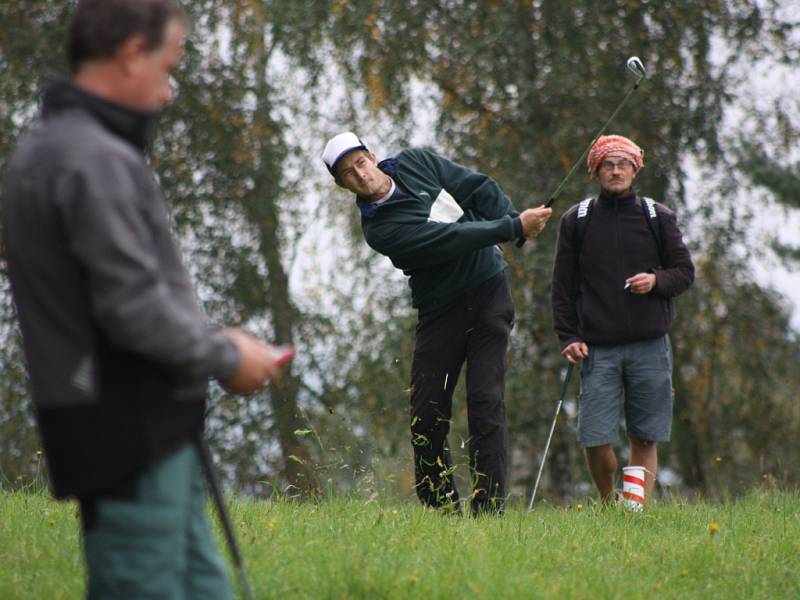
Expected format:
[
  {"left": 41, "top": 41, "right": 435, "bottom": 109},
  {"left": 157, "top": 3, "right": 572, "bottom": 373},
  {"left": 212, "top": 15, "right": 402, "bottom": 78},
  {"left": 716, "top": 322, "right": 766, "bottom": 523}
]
[{"left": 323, "top": 132, "right": 551, "bottom": 514}]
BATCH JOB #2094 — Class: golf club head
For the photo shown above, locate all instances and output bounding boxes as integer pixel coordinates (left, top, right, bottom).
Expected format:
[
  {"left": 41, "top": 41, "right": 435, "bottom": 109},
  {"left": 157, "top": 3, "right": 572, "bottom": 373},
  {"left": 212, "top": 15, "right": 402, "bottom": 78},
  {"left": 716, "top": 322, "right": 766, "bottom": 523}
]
[{"left": 626, "top": 56, "right": 647, "bottom": 80}]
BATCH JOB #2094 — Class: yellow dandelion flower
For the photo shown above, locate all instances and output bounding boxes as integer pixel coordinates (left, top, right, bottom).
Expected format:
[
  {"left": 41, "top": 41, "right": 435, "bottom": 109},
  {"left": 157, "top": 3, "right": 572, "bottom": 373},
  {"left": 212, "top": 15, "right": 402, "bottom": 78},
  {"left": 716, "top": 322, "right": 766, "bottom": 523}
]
[
  {"left": 576, "top": 503, "right": 584, "bottom": 510},
  {"left": 714, "top": 456, "right": 722, "bottom": 464},
  {"left": 708, "top": 521, "right": 720, "bottom": 535}
]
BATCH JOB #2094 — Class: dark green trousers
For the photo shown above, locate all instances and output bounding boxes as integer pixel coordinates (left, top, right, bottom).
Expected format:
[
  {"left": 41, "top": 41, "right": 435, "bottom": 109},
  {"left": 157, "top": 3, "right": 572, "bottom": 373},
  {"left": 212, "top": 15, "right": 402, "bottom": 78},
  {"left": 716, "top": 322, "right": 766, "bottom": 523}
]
[{"left": 79, "top": 442, "right": 233, "bottom": 600}]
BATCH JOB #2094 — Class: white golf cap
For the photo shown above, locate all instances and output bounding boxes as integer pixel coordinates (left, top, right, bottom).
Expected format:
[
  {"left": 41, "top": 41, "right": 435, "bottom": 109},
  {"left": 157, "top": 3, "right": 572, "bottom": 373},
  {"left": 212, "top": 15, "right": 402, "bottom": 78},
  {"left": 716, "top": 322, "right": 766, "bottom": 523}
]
[{"left": 322, "top": 131, "right": 369, "bottom": 176}]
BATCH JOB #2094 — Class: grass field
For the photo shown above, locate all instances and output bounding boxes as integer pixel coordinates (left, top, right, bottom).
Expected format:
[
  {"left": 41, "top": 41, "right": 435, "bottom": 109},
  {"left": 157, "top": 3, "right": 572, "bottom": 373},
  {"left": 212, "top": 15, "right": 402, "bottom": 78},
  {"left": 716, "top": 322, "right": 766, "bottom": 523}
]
[{"left": 1, "top": 489, "right": 798, "bottom": 599}]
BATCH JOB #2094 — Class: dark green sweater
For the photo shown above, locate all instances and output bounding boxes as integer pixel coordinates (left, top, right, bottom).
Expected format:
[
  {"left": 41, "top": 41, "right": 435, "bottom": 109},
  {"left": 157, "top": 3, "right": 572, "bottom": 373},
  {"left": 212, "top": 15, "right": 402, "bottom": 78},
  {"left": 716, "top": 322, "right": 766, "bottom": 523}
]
[{"left": 357, "top": 148, "right": 523, "bottom": 313}]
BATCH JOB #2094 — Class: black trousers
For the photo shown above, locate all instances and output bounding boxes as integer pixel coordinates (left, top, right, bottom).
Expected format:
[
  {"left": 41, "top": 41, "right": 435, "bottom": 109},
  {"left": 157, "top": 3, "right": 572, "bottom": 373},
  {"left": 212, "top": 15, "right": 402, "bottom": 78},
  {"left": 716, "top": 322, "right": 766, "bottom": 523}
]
[{"left": 410, "top": 271, "right": 514, "bottom": 513}]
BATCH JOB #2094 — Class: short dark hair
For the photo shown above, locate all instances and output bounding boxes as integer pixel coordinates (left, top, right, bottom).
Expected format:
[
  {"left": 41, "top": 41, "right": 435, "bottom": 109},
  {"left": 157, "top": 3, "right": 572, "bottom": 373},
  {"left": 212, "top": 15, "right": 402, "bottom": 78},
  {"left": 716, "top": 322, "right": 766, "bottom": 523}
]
[{"left": 68, "top": 0, "right": 188, "bottom": 73}]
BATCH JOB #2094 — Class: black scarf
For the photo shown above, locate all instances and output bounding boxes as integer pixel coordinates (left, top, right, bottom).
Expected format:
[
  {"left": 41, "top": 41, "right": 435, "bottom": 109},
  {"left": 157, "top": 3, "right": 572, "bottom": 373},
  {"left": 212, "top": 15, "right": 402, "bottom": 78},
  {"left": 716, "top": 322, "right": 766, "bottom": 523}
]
[{"left": 42, "top": 80, "right": 157, "bottom": 153}]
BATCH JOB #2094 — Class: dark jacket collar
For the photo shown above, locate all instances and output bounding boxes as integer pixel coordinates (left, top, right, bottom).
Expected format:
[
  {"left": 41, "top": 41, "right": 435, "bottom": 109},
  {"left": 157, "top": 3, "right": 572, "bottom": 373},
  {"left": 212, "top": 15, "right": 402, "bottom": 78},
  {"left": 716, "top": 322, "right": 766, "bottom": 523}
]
[
  {"left": 598, "top": 187, "right": 638, "bottom": 207},
  {"left": 42, "top": 80, "right": 157, "bottom": 153}
]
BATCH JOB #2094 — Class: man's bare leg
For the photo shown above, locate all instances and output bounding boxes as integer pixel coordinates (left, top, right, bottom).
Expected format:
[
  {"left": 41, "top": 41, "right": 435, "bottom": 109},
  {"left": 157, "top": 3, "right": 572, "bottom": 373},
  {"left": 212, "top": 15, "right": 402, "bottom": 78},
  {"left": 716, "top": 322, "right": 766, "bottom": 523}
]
[
  {"left": 585, "top": 444, "right": 617, "bottom": 504},
  {"left": 628, "top": 436, "right": 657, "bottom": 497}
]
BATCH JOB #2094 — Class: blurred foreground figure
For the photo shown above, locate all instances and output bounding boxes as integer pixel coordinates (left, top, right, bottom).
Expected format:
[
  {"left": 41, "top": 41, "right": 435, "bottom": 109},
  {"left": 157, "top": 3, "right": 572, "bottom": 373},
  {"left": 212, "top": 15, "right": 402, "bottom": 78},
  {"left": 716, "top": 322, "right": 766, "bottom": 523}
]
[
  {"left": 551, "top": 134, "right": 694, "bottom": 507},
  {"left": 323, "top": 132, "right": 552, "bottom": 515},
  {"left": 1, "top": 1, "right": 289, "bottom": 596}
]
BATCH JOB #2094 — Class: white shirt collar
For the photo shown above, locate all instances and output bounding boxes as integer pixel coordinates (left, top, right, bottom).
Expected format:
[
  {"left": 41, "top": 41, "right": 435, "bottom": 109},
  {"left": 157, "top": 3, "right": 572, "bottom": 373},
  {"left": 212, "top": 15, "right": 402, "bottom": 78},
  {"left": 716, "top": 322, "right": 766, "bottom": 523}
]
[{"left": 373, "top": 178, "right": 396, "bottom": 205}]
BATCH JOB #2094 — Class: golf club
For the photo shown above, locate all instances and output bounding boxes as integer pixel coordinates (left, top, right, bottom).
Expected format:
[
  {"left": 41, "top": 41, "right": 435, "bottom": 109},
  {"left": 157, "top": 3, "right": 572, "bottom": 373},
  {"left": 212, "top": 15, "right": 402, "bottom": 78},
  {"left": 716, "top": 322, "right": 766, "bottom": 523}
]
[
  {"left": 196, "top": 434, "right": 255, "bottom": 600},
  {"left": 517, "top": 56, "right": 647, "bottom": 247},
  {"left": 527, "top": 362, "right": 574, "bottom": 511}
]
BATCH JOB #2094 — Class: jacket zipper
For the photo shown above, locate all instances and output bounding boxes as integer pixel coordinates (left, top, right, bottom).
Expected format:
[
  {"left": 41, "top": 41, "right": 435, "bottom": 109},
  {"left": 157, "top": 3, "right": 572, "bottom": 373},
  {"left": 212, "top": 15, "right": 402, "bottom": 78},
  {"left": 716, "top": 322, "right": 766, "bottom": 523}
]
[{"left": 613, "top": 201, "right": 632, "bottom": 338}]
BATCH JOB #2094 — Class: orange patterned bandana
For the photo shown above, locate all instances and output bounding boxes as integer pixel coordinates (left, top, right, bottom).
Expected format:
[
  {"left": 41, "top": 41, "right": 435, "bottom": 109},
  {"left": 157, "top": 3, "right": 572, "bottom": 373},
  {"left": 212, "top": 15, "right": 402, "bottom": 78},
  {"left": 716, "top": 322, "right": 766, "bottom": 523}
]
[{"left": 587, "top": 135, "right": 644, "bottom": 177}]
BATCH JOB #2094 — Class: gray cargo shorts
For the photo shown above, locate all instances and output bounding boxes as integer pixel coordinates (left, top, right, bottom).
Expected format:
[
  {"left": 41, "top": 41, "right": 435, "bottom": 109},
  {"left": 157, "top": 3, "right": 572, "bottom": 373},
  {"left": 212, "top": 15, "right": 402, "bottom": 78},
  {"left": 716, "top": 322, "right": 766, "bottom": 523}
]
[{"left": 577, "top": 335, "right": 674, "bottom": 448}]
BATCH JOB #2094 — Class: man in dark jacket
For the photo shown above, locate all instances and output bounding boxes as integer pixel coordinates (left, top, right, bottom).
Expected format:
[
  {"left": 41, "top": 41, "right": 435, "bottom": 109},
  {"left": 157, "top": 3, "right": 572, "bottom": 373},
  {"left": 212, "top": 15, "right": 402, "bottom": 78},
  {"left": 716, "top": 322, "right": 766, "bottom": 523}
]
[
  {"left": 551, "top": 134, "right": 694, "bottom": 507},
  {"left": 1, "top": 1, "right": 289, "bottom": 597},
  {"left": 323, "top": 131, "right": 552, "bottom": 514}
]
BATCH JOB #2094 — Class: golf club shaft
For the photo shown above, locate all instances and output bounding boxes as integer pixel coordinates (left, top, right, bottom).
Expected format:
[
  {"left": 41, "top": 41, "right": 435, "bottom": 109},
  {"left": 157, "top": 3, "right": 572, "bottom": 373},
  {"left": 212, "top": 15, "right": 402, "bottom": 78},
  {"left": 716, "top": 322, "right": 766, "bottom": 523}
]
[
  {"left": 528, "top": 362, "right": 574, "bottom": 511},
  {"left": 546, "top": 79, "right": 642, "bottom": 208},
  {"left": 516, "top": 77, "right": 643, "bottom": 247},
  {"left": 196, "top": 434, "right": 255, "bottom": 600},
  {"left": 527, "top": 397, "right": 563, "bottom": 511}
]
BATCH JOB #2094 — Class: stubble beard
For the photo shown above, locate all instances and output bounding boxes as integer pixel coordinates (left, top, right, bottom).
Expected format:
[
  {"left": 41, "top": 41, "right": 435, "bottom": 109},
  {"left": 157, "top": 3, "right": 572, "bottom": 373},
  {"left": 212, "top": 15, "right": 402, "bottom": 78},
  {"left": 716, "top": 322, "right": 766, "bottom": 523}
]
[{"left": 601, "top": 182, "right": 632, "bottom": 198}]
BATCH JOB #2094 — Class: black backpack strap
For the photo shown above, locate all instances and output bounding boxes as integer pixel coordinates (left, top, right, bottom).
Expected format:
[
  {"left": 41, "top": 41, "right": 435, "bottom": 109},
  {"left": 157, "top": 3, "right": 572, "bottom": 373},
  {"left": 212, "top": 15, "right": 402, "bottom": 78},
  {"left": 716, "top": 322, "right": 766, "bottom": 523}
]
[
  {"left": 641, "top": 197, "right": 665, "bottom": 267},
  {"left": 574, "top": 197, "right": 595, "bottom": 257}
]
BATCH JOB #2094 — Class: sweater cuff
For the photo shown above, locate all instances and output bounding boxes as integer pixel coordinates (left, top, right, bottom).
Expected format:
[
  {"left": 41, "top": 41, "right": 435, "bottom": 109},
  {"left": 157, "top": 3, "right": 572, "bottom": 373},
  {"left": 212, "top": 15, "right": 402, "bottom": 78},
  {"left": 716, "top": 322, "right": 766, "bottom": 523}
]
[
  {"left": 511, "top": 216, "right": 523, "bottom": 240},
  {"left": 650, "top": 268, "right": 664, "bottom": 294},
  {"left": 208, "top": 329, "right": 240, "bottom": 382}
]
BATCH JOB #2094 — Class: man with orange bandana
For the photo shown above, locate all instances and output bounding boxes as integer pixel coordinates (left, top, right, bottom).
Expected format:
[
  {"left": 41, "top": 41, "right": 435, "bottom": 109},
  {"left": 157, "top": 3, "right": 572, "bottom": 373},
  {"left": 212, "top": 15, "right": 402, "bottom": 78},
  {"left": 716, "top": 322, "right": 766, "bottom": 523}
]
[{"left": 551, "top": 135, "right": 694, "bottom": 506}]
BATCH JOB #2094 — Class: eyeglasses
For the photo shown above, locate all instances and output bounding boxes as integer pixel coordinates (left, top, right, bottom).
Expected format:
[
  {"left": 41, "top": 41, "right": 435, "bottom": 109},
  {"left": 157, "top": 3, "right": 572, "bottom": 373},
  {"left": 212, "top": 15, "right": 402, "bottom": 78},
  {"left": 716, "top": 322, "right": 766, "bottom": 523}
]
[{"left": 599, "top": 160, "right": 634, "bottom": 172}]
